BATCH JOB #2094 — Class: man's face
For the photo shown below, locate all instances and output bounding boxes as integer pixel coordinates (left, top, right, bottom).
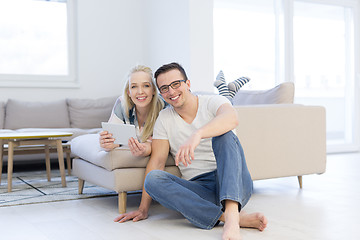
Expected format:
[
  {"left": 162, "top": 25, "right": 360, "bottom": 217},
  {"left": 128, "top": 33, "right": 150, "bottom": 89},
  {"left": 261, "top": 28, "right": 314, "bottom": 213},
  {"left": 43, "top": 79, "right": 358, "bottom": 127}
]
[{"left": 157, "top": 69, "right": 190, "bottom": 108}]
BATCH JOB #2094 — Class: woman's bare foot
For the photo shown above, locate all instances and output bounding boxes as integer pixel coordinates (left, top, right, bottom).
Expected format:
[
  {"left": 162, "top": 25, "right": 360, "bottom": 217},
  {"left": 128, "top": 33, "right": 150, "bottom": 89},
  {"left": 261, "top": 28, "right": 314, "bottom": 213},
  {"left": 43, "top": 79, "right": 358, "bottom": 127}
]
[{"left": 239, "top": 211, "right": 268, "bottom": 231}]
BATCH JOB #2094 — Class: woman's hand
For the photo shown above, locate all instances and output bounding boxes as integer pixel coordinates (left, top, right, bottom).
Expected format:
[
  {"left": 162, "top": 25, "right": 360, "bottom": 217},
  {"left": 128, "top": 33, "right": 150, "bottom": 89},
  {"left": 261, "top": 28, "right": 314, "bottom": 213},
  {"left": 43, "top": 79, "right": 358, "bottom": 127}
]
[
  {"left": 128, "top": 138, "right": 151, "bottom": 157},
  {"left": 99, "top": 130, "right": 118, "bottom": 151}
]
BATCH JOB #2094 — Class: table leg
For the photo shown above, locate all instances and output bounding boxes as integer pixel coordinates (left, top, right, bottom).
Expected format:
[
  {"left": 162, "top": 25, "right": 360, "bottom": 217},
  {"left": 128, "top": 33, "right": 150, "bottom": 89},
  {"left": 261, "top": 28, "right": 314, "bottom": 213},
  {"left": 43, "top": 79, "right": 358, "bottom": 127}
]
[
  {"left": 45, "top": 144, "right": 51, "bottom": 181},
  {"left": 0, "top": 140, "right": 3, "bottom": 185},
  {"left": 66, "top": 150, "right": 71, "bottom": 176},
  {"left": 7, "top": 141, "right": 14, "bottom": 192},
  {"left": 56, "top": 139, "right": 66, "bottom": 187}
]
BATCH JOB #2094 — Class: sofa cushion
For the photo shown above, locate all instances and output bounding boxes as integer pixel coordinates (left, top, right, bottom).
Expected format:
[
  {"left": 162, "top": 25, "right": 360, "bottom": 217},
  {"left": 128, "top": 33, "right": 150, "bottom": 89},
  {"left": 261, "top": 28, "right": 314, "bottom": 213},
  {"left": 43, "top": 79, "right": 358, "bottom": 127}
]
[
  {"left": 232, "top": 82, "right": 295, "bottom": 105},
  {"left": 67, "top": 96, "right": 117, "bottom": 129},
  {"left": 0, "top": 101, "right": 5, "bottom": 129},
  {"left": 4, "top": 99, "right": 70, "bottom": 129},
  {"left": 70, "top": 133, "right": 176, "bottom": 171}
]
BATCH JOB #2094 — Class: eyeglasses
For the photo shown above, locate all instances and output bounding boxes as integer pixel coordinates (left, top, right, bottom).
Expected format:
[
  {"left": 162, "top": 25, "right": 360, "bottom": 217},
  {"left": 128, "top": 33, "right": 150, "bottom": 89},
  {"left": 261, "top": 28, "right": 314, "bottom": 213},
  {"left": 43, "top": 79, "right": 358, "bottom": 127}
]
[{"left": 158, "top": 80, "right": 187, "bottom": 94}]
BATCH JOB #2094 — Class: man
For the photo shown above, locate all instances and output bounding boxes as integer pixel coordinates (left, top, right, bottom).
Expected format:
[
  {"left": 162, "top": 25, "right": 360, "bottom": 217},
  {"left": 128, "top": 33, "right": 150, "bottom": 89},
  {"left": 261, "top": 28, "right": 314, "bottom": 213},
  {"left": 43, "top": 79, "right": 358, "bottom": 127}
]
[{"left": 114, "top": 62, "right": 267, "bottom": 240}]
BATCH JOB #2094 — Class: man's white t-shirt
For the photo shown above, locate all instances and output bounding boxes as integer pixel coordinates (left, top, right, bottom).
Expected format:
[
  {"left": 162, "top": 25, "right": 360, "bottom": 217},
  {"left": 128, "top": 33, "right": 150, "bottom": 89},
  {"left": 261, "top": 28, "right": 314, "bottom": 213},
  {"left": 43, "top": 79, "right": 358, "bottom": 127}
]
[{"left": 153, "top": 95, "right": 231, "bottom": 180}]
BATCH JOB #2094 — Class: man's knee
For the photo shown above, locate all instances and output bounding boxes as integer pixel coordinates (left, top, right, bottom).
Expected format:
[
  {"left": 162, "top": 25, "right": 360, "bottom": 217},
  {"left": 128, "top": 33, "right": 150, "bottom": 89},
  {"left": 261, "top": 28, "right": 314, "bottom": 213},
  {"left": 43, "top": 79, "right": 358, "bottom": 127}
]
[
  {"left": 144, "top": 170, "right": 166, "bottom": 192},
  {"left": 212, "top": 131, "right": 237, "bottom": 149}
]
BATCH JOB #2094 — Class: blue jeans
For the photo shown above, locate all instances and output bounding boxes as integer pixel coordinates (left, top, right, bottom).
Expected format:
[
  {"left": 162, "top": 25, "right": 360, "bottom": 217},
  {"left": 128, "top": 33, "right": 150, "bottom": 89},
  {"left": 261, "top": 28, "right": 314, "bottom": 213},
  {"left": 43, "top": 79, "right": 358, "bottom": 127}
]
[{"left": 144, "top": 131, "right": 253, "bottom": 229}]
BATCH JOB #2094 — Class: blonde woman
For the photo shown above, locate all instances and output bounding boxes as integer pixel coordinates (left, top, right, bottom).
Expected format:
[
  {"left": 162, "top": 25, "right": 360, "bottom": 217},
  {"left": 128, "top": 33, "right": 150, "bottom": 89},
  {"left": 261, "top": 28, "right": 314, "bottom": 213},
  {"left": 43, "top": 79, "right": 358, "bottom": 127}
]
[{"left": 99, "top": 65, "right": 165, "bottom": 157}]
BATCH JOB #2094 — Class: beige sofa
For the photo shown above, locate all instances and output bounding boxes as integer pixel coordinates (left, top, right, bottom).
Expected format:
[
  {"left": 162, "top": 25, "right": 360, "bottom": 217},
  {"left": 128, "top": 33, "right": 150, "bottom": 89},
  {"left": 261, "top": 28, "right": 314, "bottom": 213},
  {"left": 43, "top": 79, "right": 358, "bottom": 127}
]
[
  {"left": 71, "top": 83, "right": 327, "bottom": 214},
  {"left": 0, "top": 96, "right": 117, "bottom": 163}
]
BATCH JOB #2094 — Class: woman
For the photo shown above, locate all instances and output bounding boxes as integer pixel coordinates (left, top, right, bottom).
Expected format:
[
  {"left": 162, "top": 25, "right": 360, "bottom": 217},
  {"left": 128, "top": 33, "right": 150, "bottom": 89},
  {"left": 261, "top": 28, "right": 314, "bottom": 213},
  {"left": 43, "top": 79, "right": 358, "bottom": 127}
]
[{"left": 99, "top": 65, "right": 165, "bottom": 157}]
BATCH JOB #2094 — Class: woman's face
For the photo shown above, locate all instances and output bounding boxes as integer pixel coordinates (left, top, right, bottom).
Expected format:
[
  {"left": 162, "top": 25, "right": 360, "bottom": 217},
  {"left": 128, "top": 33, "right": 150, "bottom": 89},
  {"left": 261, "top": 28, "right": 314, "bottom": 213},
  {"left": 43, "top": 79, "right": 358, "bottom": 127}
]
[{"left": 127, "top": 71, "right": 155, "bottom": 109}]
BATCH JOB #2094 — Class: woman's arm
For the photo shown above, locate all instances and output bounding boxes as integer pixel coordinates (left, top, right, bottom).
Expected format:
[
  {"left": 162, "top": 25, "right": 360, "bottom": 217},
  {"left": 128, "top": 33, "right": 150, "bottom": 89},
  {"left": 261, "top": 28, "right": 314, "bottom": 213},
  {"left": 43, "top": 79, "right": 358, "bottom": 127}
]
[
  {"left": 100, "top": 110, "right": 124, "bottom": 151},
  {"left": 100, "top": 98, "right": 126, "bottom": 151},
  {"left": 99, "top": 130, "right": 120, "bottom": 151}
]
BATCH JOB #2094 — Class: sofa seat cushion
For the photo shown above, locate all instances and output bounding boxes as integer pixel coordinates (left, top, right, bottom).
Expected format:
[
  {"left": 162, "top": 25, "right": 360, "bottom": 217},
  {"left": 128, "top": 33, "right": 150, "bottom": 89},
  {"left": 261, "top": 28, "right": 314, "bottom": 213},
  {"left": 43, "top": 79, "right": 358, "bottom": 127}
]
[
  {"left": 70, "top": 134, "right": 176, "bottom": 171},
  {"left": 72, "top": 158, "right": 181, "bottom": 192},
  {"left": 4, "top": 99, "right": 70, "bottom": 129}
]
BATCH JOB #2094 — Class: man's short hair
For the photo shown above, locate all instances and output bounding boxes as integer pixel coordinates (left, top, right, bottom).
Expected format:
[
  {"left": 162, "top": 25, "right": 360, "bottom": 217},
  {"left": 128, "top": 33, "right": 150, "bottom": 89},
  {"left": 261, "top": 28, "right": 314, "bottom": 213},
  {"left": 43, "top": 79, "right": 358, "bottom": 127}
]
[{"left": 154, "top": 62, "right": 188, "bottom": 87}]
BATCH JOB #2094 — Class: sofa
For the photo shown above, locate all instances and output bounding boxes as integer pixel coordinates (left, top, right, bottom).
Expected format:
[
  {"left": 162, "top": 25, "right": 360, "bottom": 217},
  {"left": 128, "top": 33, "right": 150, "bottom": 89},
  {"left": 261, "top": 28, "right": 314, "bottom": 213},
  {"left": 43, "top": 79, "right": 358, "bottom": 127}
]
[
  {"left": 0, "top": 96, "right": 118, "bottom": 163},
  {"left": 70, "top": 82, "right": 327, "bottom": 214}
]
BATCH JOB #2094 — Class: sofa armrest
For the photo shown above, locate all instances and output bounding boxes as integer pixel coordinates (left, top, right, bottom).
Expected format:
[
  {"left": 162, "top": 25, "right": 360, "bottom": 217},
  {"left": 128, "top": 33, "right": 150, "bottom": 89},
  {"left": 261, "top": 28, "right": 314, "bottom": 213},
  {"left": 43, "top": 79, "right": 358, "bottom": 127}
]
[{"left": 234, "top": 104, "right": 326, "bottom": 180}]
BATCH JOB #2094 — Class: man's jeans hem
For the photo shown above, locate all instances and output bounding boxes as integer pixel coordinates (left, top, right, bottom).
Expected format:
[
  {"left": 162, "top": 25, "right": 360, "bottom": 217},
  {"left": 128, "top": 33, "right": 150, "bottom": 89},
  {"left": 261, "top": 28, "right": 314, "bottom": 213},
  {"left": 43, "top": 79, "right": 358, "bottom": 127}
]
[
  {"left": 203, "top": 210, "right": 223, "bottom": 230},
  {"left": 219, "top": 192, "right": 252, "bottom": 211}
]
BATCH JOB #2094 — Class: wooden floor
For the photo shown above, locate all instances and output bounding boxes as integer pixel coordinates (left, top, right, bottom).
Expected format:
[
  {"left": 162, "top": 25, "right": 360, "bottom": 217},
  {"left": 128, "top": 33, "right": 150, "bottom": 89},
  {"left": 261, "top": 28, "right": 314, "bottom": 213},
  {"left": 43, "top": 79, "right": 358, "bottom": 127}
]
[{"left": 0, "top": 152, "right": 359, "bottom": 240}]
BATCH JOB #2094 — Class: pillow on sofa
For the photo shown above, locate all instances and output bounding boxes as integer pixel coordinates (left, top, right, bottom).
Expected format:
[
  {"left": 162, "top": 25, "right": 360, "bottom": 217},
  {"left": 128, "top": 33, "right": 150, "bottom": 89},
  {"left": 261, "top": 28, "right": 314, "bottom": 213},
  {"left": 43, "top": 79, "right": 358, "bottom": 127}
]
[
  {"left": 67, "top": 96, "right": 117, "bottom": 129},
  {"left": 0, "top": 101, "right": 5, "bottom": 129},
  {"left": 4, "top": 99, "right": 70, "bottom": 129},
  {"left": 232, "top": 82, "right": 294, "bottom": 105},
  {"left": 71, "top": 133, "right": 176, "bottom": 171}
]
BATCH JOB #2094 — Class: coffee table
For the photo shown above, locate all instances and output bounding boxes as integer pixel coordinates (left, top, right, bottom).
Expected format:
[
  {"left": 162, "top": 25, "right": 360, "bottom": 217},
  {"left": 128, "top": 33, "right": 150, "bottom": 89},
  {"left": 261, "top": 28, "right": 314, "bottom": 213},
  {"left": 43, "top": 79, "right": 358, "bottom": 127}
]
[{"left": 0, "top": 131, "right": 73, "bottom": 192}]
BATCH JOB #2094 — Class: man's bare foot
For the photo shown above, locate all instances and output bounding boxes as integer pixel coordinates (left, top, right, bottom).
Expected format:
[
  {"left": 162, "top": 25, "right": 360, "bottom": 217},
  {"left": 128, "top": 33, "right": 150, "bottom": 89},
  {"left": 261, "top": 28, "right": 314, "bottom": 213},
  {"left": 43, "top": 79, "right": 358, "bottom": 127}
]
[
  {"left": 239, "top": 211, "right": 268, "bottom": 231},
  {"left": 222, "top": 210, "right": 241, "bottom": 240}
]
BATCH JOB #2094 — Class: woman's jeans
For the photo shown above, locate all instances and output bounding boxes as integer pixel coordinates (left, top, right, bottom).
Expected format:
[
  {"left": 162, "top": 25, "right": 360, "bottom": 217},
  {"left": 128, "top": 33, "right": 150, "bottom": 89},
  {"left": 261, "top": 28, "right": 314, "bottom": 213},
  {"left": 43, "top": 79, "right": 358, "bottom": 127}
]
[{"left": 144, "top": 131, "right": 253, "bottom": 230}]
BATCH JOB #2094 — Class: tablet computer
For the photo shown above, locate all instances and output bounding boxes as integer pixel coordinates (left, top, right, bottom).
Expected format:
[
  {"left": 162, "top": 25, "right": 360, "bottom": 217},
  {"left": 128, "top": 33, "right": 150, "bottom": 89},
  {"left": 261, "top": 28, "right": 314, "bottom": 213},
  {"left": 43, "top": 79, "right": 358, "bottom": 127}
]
[{"left": 101, "top": 122, "right": 137, "bottom": 146}]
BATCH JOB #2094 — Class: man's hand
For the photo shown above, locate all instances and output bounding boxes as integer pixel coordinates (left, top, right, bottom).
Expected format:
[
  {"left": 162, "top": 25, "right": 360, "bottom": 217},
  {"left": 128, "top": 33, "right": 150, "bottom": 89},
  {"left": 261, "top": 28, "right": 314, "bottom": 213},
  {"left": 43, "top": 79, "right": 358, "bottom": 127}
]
[
  {"left": 128, "top": 138, "right": 151, "bottom": 157},
  {"left": 113, "top": 209, "right": 148, "bottom": 223},
  {"left": 175, "top": 131, "right": 201, "bottom": 167},
  {"left": 99, "top": 131, "right": 118, "bottom": 151}
]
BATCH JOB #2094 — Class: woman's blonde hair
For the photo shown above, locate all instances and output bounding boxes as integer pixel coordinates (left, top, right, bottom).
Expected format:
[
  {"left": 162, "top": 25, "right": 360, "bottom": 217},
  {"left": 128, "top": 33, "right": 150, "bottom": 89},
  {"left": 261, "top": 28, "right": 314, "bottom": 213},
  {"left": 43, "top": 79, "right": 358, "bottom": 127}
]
[{"left": 123, "top": 65, "right": 164, "bottom": 142}]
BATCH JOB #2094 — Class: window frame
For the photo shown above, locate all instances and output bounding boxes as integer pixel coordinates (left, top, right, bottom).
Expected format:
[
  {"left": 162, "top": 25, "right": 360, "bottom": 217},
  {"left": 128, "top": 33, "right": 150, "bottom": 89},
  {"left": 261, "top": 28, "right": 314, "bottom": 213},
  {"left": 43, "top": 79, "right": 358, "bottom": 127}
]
[{"left": 0, "top": 0, "right": 78, "bottom": 88}]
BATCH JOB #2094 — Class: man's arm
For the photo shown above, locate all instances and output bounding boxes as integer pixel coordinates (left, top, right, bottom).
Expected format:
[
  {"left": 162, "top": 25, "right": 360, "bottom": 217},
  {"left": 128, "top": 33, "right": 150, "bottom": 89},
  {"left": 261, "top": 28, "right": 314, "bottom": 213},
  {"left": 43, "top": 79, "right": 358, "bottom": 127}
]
[
  {"left": 114, "top": 139, "right": 170, "bottom": 223},
  {"left": 199, "top": 102, "right": 238, "bottom": 138},
  {"left": 175, "top": 103, "right": 238, "bottom": 166}
]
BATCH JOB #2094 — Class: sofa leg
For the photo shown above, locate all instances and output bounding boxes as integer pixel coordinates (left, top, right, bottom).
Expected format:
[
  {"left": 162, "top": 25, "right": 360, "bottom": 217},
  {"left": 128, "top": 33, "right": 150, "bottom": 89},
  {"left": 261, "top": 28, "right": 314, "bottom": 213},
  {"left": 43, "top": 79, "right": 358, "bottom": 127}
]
[
  {"left": 118, "top": 192, "right": 127, "bottom": 214},
  {"left": 78, "top": 178, "right": 85, "bottom": 194},
  {"left": 297, "top": 176, "right": 303, "bottom": 189}
]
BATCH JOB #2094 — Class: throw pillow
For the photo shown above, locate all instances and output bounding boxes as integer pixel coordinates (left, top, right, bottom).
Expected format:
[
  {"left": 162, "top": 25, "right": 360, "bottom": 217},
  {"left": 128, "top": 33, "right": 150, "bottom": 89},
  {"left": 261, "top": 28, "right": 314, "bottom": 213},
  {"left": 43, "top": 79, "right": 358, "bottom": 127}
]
[
  {"left": 4, "top": 99, "right": 70, "bottom": 129},
  {"left": 232, "top": 82, "right": 295, "bottom": 105},
  {"left": 67, "top": 96, "right": 117, "bottom": 129}
]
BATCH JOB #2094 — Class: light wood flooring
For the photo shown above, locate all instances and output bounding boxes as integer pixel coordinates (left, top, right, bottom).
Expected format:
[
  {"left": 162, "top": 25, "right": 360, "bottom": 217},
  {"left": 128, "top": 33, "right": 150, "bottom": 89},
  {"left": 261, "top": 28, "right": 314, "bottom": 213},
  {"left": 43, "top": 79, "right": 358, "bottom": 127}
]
[{"left": 0, "top": 152, "right": 359, "bottom": 240}]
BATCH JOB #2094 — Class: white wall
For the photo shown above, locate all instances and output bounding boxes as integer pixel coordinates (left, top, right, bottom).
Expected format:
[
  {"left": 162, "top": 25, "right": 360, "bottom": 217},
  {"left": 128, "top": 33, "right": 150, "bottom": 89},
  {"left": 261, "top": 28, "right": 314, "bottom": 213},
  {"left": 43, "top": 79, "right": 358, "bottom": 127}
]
[
  {"left": 188, "top": 0, "right": 214, "bottom": 92},
  {"left": 75, "top": 0, "right": 145, "bottom": 98},
  {"left": 0, "top": 0, "right": 215, "bottom": 102},
  {"left": 142, "top": 0, "right": 191, "bottom": 72},
  {"left": 143, "top": 0, "right": 214, "bottom": 92}
]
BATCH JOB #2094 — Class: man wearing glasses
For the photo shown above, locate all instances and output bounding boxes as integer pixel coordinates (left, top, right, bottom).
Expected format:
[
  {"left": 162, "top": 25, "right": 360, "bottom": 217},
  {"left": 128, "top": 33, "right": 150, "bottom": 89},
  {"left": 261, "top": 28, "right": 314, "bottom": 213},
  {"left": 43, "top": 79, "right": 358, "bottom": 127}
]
[{"left": 114, "top": 62, "right": 267, "bottom": 239}]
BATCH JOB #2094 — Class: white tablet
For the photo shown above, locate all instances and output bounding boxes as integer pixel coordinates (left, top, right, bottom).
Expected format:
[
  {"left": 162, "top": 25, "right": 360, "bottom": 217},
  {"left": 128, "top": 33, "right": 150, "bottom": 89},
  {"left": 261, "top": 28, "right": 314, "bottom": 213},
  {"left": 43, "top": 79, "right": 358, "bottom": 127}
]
[{"left": 101, "top": 122, "right": 137, "bottom": 146}]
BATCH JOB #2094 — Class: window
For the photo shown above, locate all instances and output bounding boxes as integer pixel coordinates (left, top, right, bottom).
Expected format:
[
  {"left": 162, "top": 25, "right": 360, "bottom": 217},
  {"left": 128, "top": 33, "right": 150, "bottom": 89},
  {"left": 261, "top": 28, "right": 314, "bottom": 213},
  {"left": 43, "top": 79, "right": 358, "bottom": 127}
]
[
  {"left": 214, "top": 0, "right": 277, "bottom": 90},
  {"left": 293, "top": 1, "right": 357, "bottom": 151},
  {"left": 214, "top": 0, "right": 360, "bottom": 153},
  {"left": 0, "top": 0, "right": 77, "bottom": 87}
]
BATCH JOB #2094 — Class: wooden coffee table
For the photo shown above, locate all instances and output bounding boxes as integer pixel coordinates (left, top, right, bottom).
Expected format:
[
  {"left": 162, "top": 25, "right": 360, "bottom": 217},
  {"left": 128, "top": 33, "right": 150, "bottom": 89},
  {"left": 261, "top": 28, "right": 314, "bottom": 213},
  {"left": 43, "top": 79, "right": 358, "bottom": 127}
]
[{"left": 0, "top": 131, "right": 73, "bottom": 192}]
